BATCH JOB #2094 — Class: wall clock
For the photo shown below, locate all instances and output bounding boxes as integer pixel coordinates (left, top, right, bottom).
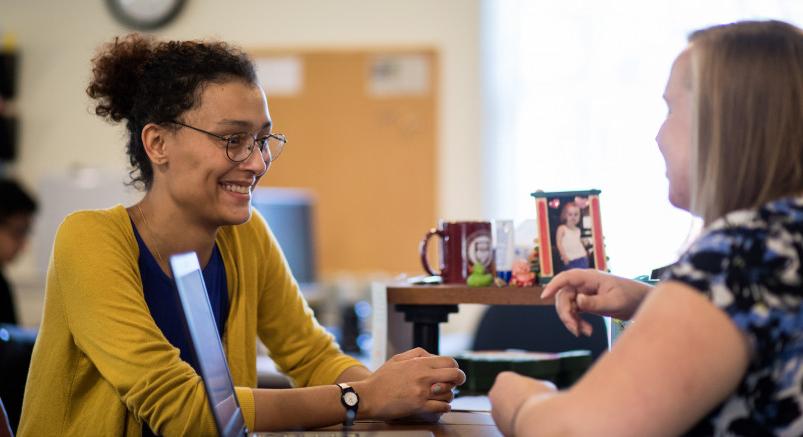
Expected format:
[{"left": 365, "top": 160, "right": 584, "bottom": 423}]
[{"left": 107, "top": 0, "right": 187, "bottom": 31}]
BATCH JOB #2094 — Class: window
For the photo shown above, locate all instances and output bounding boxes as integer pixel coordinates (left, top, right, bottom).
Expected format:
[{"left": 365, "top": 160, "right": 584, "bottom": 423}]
[{"left": 482, "top": 0, "right": 803, "bottom": 276}]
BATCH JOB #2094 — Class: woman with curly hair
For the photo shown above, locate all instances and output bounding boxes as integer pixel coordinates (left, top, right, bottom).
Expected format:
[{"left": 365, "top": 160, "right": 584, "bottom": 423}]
[{"left": 18, "top": 34, "right": 463, "bottom": 436}]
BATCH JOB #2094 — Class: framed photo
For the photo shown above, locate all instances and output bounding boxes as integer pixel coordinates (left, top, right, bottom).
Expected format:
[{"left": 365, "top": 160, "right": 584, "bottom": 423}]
[{"left": 531, "top": 189, "right": 607, "bottom": 283}]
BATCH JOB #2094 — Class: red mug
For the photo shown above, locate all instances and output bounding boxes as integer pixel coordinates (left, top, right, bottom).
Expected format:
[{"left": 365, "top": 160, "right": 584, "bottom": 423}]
[{"left": 420, "top": 221, "right": 494, "bottom": 284}]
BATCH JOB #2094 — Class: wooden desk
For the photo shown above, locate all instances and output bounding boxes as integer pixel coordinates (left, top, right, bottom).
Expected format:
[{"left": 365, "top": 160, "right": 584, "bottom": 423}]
[
  {"left": 387, "top": 285, "right": 553, "bottom": 354},
  {"left": 316, "top": 411, "right": 501, "bottom": 437}
]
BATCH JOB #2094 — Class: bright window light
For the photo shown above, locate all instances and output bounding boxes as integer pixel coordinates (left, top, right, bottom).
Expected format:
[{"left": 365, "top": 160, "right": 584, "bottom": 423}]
[{"left": 481, "top": 0, "right": 803, "bottom": 277}]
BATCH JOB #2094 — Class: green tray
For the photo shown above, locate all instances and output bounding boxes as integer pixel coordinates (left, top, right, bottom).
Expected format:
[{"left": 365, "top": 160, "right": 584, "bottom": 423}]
[{"left": 454, "top": 350, "right": 593, "bottom": 395}]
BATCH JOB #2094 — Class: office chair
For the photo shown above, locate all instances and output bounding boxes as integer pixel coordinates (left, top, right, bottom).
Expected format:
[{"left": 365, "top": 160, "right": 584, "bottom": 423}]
[
  {"left": 472, "top": 305, "right": 608, "bottom": 360},
  {"left": 0, "top": 324, "right": 36, "bottom": 434}
]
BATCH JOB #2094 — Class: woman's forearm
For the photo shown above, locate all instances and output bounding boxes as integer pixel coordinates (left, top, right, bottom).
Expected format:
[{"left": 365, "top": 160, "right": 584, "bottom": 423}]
[
  {"left": 513, "top": 392, "right": 573, "bottom": 437},
  {"left": 621, "top": 277, "right": 655, "bottom": 320},
  {"left": 252, "top": 384, "right": 357, "bottom": 431},
  {"left": 252, "top": 372, "right": 382, "bottom": 431},
  {"left": 336, "top": 365, "right": 371, "bottom": 383}
]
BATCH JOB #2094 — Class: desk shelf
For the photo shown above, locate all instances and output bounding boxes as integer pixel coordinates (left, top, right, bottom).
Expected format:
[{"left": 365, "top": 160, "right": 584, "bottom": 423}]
[
  {"left": 385, "top": 285, "right": 553, "bottom": 354},
  {"left": 386, "top": 285, "right": 552, "bottom": 306}
]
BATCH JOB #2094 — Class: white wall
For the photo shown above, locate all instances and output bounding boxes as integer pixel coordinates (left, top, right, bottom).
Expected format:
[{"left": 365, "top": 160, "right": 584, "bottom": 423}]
[
  {"left": 1, "top": 0, "right": 482, "bottom": 272},
  {"left": 1, "top": 1, "right": 484, "bottom": 333}
]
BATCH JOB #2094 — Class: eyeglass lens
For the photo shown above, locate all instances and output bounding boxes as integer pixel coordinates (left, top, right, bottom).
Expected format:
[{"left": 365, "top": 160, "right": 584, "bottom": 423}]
[{"left": 226, "top": 135, "right": 286, "bottom": 163}]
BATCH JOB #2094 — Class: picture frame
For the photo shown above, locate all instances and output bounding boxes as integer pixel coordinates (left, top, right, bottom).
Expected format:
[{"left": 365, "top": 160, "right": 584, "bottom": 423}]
[{"left": 531, "top": 189, "right": 607, "bottom": 283}]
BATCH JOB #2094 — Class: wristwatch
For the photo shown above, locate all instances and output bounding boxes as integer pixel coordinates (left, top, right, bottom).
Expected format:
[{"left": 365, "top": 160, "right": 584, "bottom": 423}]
[{"left": 336, "top": 383, "right": 359, "bottom": 426}]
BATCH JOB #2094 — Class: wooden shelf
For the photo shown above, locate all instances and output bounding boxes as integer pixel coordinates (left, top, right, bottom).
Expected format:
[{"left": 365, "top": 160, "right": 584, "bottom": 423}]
[{"left": 386, "top": 284, "right": 552, "bottom": 306}]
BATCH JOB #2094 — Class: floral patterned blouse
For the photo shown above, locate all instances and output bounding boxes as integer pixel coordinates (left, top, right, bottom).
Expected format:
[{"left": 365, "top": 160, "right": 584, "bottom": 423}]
[{"left": 665, "top": 195, "right": 803, "bottom": 436}]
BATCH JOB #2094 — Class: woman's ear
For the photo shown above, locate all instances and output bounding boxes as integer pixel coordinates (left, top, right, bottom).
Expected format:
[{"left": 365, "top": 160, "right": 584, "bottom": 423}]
[{"left": 141, "top": 123, "right": 170, "bottom": 165}]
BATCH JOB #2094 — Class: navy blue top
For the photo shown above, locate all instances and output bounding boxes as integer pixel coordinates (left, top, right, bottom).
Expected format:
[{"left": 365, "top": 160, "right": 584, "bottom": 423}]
[{"left": 131, "top": 222, "right": 229, "bottom": 371}]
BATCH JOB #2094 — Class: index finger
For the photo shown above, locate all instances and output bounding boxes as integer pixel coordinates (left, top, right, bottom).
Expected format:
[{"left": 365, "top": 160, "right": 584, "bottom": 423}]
[{"left": 541, "top": 269, "right": 602, "bottom": 299}]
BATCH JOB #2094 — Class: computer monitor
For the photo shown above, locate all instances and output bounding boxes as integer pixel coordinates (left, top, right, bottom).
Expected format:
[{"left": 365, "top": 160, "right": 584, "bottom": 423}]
[
  {"left": 34, "top": 168, "right": 143, "bottom": 275},
  {"left": 251, "top": 187, "right": 317, "bottom": 285}
]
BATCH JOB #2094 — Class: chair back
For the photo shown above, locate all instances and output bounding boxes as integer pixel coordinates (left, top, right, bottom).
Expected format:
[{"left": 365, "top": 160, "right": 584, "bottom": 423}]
[
  {"left": 472, "top": 305, "right": 608, "bottom": 360},
  {"left": 0, "top": 325, "right": 36, "bottom": 435},
  {"left": 0, "top": 396, "right": 13, "bottom": 437}
]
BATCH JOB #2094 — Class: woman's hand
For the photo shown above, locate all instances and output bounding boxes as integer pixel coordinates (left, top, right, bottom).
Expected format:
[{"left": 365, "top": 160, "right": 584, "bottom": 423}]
[
  {"left": 489, "top": 372, "right": 556, "bottom": 436},
  {"left": 387, "top": 348, "right": 459, "bottom": 398},
  {"left": 541, "top": 269, "right": 652, "bottom": 336},
  {"left": 351, "top": 348, "right": 466, "bottom": 421}
]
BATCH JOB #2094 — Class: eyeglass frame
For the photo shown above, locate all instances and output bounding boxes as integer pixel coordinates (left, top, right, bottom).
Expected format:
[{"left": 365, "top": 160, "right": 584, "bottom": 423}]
[{"left": 167, "top": 120, "right": 287, "bottom": 164}]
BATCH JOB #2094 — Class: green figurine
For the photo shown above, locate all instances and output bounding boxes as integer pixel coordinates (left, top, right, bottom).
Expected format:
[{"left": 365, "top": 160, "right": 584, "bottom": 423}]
[{"left": 467, "top": 262, "right": 494, "bottom": 287}]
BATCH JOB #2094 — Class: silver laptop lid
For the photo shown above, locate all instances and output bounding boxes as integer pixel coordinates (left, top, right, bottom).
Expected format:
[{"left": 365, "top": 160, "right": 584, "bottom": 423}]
[{"left": 170, "top": 252, "right": 247, "bottom": 437}]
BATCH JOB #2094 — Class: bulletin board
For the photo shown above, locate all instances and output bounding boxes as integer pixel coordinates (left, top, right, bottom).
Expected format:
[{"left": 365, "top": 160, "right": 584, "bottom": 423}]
[{"left": 250, "top": 48, "right": 438, "bottom": 277}]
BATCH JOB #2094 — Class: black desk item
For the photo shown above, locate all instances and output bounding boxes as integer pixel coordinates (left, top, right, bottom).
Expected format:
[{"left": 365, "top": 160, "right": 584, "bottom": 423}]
[
  {"left": 0, "top": 117, "right": 17, "bottom": 161},
  {"left": 395, "top": 304, "right": 459, "bottom": 354}
]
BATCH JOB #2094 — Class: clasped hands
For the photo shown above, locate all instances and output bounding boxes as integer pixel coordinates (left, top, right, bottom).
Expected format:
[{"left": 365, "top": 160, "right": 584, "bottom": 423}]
[{"left": 352, "top": 347, "right": 466, "bottom": 422}]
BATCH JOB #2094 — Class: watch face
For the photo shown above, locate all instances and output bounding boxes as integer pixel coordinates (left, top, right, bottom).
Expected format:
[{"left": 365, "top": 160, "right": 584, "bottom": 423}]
[{"left": 343, "top": 391, "right": 359, "bottom": 407}]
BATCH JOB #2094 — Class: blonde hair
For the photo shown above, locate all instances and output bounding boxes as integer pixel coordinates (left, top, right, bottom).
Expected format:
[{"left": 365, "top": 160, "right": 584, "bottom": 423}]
[
  {"left": 688, "top": 20, "right": 803, "bottom": 224},
  {"left": 559, "top": 201, "right": 580, "bottom": 224}
]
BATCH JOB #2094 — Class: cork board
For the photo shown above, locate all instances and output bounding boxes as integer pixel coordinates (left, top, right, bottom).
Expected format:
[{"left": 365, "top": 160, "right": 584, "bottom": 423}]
[{"left": 251, "top": 49, "right": 438, "bottom": 277}]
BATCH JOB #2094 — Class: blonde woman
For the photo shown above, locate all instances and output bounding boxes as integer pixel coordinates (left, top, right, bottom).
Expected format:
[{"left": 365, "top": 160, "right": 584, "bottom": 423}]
[{"left": 490, "top": 20, "right": 803, "bottom": 436}]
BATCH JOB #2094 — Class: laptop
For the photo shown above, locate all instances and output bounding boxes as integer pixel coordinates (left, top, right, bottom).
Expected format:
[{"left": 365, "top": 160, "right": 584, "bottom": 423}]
[{"left": 169, "top": 252, "right": 434, "bottom": 437}]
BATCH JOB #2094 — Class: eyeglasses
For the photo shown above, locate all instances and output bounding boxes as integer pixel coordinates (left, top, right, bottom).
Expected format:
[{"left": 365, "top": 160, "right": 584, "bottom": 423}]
[{"left": 169, "top": 120, "right": 287, "bottom": 164}]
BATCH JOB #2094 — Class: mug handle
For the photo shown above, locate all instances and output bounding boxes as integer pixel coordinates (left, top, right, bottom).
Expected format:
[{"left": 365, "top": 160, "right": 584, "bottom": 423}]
[{"left": 419, "top": 228, "right": 444, "bottom": 277}]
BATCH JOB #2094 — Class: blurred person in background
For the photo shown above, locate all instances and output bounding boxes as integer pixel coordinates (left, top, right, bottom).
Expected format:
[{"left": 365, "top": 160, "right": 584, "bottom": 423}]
[
  {"left": 0, "top": 178, "right": 37, "bottom": 434},
  {"left": 0, "top": 178, "right": 37, "bottom": 325}
]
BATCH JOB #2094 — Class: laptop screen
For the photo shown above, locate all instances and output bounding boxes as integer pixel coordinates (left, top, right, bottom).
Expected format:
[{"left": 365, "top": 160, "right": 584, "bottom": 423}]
[{"left": 170, "top": 252, "right": 247, "bottom": 437}]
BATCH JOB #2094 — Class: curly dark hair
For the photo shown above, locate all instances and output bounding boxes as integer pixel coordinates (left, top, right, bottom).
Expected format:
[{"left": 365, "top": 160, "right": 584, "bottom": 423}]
[{"left": 86, "top": 33, "right": 258, "bottom": 189}]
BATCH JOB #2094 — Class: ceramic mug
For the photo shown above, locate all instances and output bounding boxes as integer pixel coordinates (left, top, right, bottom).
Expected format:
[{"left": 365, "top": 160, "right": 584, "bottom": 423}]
[{"left": 419, "top": 220, "right": 494, "bottom": 284}]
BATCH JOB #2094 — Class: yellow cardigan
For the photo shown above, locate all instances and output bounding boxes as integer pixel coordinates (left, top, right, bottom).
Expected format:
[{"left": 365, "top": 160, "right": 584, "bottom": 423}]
[{"left": 18, "top": 205, "right": 361, "bottom": 436}]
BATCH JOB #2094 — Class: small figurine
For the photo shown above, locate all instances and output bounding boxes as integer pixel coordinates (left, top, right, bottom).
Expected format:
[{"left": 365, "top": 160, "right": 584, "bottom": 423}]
[
  {"left": 509, "top": 258, "right": 536, "bottom": 287},
  {"left": 528, "top": 239, "right": 541, "bottom": 281},
  {"left": 467, "top": 262, "right": 494, "bottom": 287}
]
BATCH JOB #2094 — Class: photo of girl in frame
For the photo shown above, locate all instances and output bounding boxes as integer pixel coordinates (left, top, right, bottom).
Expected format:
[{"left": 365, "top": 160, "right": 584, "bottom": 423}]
[{"left": 531, "top": 189, "right": 607, "bottom": 283}]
